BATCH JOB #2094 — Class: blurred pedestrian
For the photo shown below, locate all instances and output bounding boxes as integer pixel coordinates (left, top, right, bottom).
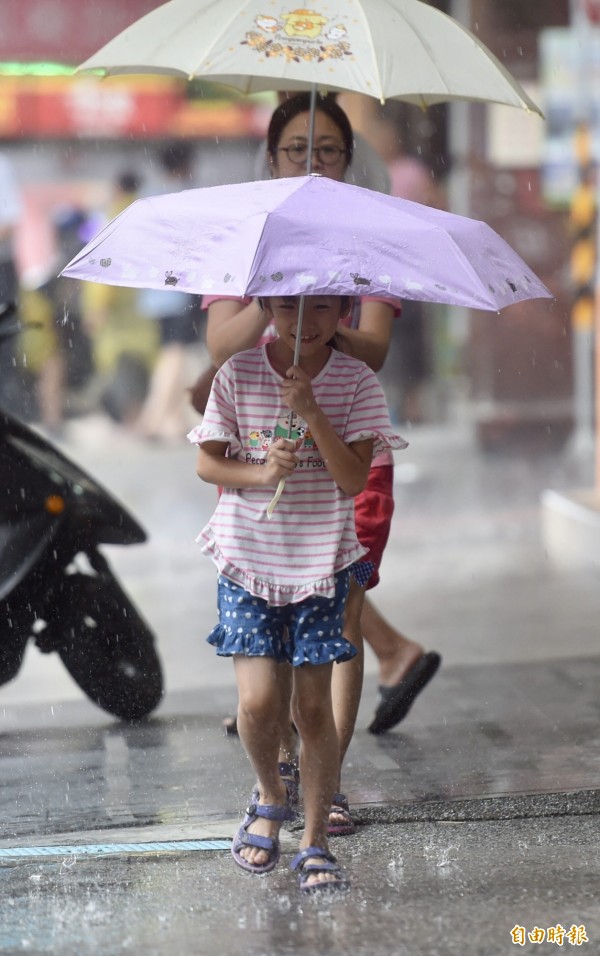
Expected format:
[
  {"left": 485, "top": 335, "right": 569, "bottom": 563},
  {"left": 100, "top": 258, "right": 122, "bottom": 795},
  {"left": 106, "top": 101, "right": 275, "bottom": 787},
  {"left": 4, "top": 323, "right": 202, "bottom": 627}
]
[
  {"left": 135, "top": 142, "right": 201, "bottom": 442},
  {"left": 81, "top": 172, "right": 159, "bottom": 428},
  {"left": 376, "top": 118, "right": 445, "bottom": 423},
  {"left": 18, "top": 206, "right": 95, "bottom": 434},
  {"left": 0, "top": 151, "right": 25, "bottom": 413}
]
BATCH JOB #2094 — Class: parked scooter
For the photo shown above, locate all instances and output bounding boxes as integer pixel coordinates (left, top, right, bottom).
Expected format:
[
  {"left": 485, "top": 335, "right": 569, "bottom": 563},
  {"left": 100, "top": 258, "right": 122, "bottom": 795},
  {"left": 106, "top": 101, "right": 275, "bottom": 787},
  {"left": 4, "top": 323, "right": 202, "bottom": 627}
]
[{"left": 0, "top": 302, "right": 163, "bottom": 720}]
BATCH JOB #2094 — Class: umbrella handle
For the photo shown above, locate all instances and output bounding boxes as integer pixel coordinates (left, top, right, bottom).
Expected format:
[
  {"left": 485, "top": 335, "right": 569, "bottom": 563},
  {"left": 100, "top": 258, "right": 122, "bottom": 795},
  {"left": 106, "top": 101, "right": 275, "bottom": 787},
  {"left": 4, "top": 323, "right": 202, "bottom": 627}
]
[
  {"left": 266, "top": 297, "right": 305, "bottom": 521},
  {"left": 266, "top": 477, "right": 286, "bottom": 520}
]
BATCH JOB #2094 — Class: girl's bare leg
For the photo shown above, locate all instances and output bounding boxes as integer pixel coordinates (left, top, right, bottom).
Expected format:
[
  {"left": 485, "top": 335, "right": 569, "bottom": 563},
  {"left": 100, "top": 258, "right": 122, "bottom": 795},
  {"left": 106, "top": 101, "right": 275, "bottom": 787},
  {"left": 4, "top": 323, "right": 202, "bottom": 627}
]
[
  {"left": 276, "top": 661, "right": 298, "bottom": 765},
  {"left": 292, "top": 662, "right": 341, "bottom": 887},
  {"left": 233, "top": 655, "right": 288, "bottom": 867}
]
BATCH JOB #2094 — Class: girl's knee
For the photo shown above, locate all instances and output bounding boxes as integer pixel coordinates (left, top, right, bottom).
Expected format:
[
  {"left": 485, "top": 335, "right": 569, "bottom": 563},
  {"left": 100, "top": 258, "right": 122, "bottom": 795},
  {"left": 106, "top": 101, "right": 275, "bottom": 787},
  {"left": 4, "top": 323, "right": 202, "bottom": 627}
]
[
  {"left": 292, "top": 696, "right": 333, "bottom": 737},
  {"left": 238, "top": 697, "right": 278, "bottom": 727}
]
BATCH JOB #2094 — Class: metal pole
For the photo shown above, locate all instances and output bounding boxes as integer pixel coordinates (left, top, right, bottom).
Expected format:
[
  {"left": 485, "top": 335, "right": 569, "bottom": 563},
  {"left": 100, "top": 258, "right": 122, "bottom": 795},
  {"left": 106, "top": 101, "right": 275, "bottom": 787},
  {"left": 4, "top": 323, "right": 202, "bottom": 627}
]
[
  {"left": 448, "top": 0, "right": 472, "bottom": 409},
  {"left": 568, "top": 0, "right": 596, "bottom": 463}
]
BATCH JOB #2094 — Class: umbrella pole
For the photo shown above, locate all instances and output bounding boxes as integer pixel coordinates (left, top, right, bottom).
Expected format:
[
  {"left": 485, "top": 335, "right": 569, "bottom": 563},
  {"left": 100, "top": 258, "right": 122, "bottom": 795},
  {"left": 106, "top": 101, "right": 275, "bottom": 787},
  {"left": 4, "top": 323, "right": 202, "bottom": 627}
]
[
  {"left": 306, "top": 84, "right": 317, "bottom": 175},
  {"left": 266, "top": 295, "right": 306, "bottom": 519},
  {"left": 291, "top": 294, "right": 306, "bottom": 368}
]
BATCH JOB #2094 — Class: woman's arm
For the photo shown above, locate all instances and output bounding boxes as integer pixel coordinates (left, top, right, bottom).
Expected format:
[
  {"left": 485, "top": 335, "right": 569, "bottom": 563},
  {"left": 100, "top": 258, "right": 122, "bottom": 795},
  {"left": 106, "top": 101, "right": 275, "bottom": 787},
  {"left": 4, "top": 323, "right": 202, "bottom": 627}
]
[
  {"left": 335, "top": 299, "right": 395, "bottom": 372},
  {"left": 206, "top": 298, "right": 271, "bottom": 368}
]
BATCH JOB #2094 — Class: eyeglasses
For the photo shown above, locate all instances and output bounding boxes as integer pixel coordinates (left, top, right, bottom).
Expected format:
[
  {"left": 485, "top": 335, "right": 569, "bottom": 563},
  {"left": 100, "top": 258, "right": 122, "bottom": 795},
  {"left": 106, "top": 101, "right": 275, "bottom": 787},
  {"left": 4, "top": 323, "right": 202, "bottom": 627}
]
[{"left": 277, "top": 143, "right": 347, "bottom": 166}]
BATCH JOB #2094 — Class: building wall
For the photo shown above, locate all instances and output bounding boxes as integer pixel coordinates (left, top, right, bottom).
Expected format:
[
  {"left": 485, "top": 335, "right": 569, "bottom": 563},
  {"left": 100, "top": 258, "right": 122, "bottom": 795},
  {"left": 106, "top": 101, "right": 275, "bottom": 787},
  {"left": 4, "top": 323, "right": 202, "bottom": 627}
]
[{"left": 467, "top": 0, "right": 574, "bottom": 452}]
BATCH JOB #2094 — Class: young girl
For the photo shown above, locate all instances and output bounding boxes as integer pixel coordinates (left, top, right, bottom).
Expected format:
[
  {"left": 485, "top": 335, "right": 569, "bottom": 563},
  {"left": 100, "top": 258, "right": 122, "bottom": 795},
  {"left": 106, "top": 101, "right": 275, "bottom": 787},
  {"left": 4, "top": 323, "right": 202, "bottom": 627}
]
[
  {"left": 198, "top": 95, "right": 439, "bottom": 840},
  {"left": 189, "top": 294, "right": 406, "bottom": 892}
]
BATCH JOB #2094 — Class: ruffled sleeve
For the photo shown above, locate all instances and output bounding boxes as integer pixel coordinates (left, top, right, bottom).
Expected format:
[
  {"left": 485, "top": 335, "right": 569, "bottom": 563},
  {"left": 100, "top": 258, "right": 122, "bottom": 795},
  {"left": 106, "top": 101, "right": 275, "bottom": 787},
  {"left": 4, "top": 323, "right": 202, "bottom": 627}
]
[
  {"left": 186, "top": 361, "right": 242, "bottom": 456},
  {"left": 343, "top": 363, "right": 408, "bottom": 457}
]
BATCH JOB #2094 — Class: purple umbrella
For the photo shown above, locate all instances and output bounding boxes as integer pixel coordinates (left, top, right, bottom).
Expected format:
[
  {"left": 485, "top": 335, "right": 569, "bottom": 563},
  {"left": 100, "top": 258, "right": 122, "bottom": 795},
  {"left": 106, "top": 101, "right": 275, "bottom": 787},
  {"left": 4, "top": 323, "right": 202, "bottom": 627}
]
[
  {"left": 62, "top": 174, "right": 551, "bottom": 514},
  {"left": 62, "top": 175, "right": 551, "bottom": 313}
]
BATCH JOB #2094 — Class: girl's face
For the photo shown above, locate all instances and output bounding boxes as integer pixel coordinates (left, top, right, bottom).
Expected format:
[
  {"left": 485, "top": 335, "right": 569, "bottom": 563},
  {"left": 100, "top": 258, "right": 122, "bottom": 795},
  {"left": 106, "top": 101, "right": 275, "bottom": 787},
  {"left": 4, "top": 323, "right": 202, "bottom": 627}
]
[
  {"left": 270, "top": 110, "right": 349, "bottom": 182},
  {"left": 265, "top": 296, "right": 345, "bottom": 359}
]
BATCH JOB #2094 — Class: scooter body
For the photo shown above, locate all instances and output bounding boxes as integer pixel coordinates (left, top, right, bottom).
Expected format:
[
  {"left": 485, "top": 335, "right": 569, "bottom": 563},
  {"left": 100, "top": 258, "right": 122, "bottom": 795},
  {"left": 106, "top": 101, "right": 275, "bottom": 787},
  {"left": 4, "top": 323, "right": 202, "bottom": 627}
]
[{"left": 0, "top": 303, "right": 163, "bottom": 719}]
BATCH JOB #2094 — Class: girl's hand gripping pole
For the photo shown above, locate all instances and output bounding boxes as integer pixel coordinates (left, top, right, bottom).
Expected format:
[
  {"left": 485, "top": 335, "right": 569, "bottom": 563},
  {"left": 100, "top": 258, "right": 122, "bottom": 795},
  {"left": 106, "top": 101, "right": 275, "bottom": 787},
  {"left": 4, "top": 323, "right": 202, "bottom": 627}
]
[{"left": 266, "top": 296, "right": 306, "bottom": 520}]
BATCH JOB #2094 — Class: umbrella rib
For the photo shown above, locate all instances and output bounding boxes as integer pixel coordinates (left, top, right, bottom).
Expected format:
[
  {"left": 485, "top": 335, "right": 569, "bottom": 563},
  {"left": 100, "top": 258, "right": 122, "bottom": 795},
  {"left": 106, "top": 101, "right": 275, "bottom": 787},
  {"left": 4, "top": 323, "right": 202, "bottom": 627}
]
[
  {"left": 91, "top": 3, "right": 219, "bottom": 77},
  {"left": 353, "top": 0, "right": 459, "bottom": 103},
  {"left": 442, "top": 227, "right": 499, "bottom": 306},
  {"left": 355, "top": 0, "right": 451, "bottom": 101},
  {"left": 186, "top": 0, "right": 253, "bottom": 86},
  {"left": 353, "top": 0, "right": 387, "bottom": 103},
  {"left": 354, "top": 0, "right": 538, "bottom": 112}
]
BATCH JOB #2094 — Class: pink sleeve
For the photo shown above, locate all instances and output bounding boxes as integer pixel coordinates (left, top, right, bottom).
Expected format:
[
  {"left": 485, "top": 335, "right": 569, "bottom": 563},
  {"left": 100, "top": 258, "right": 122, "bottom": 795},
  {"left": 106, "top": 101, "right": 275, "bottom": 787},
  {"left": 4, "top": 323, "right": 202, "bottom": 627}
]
[
  {"left": 360, "top": 295, "right": 402, "bottom": 317},
  {"left": 201, "top": 294, "right": 253, "bottom": 310}
]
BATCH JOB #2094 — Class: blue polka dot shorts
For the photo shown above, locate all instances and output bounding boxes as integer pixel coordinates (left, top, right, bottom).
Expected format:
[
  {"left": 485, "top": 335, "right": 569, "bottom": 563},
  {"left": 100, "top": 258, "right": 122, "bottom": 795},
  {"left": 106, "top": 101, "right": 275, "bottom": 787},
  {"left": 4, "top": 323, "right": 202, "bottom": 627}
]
[{"left": 207, "top": 569, "right": 357, "bottom": 667}]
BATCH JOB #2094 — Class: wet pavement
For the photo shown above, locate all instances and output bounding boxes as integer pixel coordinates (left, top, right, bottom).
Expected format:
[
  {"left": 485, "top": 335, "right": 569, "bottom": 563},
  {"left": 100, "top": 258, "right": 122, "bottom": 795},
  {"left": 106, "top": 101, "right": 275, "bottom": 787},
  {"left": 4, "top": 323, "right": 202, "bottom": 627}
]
[{"left": 1, "top": 418, "right": 599, "bottom": 955}]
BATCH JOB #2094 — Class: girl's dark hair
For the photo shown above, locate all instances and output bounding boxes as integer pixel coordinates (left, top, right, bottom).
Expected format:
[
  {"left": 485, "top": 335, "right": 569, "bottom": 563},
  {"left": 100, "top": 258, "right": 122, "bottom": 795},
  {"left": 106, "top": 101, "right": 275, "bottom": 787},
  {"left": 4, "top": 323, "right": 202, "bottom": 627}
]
[
  {"left": 327, "top": 297, "right": 353, "bottom": 351},
  {"left": 267, "top": 93, "right": 354, "bottom": 167}
]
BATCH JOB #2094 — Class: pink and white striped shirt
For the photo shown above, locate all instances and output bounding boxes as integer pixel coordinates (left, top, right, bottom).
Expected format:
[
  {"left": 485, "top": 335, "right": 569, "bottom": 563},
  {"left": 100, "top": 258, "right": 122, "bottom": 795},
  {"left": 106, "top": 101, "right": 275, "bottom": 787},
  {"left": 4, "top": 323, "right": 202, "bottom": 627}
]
[
  {"left": 202, "top": 293, "right": 402, "bottom": 468},
  {"left": 188, "top": 345, "right": 407, "bottom": 606}
]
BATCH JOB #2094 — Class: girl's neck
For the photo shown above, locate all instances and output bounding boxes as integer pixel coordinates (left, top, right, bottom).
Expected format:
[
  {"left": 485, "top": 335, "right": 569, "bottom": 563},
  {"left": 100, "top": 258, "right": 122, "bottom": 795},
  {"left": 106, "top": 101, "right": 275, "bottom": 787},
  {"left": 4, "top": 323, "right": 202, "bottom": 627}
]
[{"left": 267, "top": 340, "right": 331, "bottom": 379}]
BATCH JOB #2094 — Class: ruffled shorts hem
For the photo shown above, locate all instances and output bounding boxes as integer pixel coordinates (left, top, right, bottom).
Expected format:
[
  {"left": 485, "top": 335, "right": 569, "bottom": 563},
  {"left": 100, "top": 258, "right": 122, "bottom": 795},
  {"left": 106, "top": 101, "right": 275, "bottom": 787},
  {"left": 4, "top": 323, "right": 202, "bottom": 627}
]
[{"left": 207, "top": 624, "right": 356, "bottom": 667}]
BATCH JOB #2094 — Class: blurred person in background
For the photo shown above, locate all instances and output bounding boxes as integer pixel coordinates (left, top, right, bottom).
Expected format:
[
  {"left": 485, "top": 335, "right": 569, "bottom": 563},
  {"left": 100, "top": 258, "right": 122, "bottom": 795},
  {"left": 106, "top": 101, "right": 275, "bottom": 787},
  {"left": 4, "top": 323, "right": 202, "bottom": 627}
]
[
  {"left": 0, "top": 151, "right": 25, "bottom": 414},
  {"left": 80, "top": 171, "right": 159, "bottom": 429},
  {"left": 134, "top": 141, "right": 202, "bottom": 443},
  {"left": 18, "top": 207, "right": 96, "bottom": 435},
  {"left": 373, "top": 117, "right": 446, "bottom": 424}
]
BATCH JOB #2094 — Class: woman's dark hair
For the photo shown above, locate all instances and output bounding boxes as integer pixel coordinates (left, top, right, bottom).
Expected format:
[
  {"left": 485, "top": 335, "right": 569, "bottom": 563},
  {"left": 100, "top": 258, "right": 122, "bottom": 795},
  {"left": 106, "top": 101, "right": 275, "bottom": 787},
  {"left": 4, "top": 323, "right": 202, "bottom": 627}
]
[{"left": 267, "top": 93, "right": 354, "bottom": 167}]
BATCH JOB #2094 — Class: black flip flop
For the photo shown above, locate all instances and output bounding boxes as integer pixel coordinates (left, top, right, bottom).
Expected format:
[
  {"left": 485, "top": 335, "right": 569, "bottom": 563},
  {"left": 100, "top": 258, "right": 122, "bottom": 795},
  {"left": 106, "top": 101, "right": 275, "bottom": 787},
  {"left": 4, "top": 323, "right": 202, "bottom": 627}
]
[{"left": 368, "top": 652, "right": 441, "bottom": 735}]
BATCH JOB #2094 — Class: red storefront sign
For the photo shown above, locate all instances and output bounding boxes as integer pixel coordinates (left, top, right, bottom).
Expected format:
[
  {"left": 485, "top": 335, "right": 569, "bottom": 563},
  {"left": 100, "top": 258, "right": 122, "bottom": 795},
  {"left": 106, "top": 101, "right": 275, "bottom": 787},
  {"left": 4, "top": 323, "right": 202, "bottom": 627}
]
[
  {"left": 2, "top": 76, "right": 181, "bottom": 137},
  {"left": 0, "top": 0, "right": 160, "bottom": 64},
  {"left": 0, "top": 3, "right": 272, "bottom": 140},
  {"left": 0, "top": 76, "right": 271, "bottom": 139}
]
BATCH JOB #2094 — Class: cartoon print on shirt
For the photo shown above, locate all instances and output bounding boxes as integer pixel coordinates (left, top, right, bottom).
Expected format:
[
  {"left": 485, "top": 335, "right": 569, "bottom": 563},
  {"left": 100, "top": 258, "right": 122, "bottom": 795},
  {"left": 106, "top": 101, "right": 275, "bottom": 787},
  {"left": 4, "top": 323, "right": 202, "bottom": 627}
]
[
  {"left": 302, "top": 427, "right": 315, "bottom": 449},
  {"left": 260, "top": 429, "right": 274, "bottom": 450},
  {"left": 274, "top": 411, "right": 304, "bottom": 442},
  {"left": 246, "top": 417, "right": 316, "bottom": 451}
]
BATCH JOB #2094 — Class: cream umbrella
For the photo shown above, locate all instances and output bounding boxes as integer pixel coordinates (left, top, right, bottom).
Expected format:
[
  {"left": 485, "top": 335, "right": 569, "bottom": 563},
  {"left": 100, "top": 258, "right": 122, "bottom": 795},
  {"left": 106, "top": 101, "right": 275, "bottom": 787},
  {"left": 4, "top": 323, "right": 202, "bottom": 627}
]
[
  {"left": 79, "top": 0, "right": 542, "bottom": 115},
  {"left": 77, "top": 0, "right": 544, "bottom": 512}
]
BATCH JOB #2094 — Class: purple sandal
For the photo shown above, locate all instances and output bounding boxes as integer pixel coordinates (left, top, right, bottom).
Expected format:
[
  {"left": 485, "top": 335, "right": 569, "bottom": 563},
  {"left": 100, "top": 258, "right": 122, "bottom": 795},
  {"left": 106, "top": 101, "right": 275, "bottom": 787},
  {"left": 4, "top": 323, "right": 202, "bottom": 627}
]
[
  {"left": 278, "top": 760, "right": 300, "bottom": 807},
  {"left": 290, "top": 846, "right": 350, "bottom": 892},
  {"left": 327, "top": 792, "right": 356, "bottom": 837},
  {"left": 231, "top": 799, "right": 295, "bottom": 874},
  {"left": 251, "top": 760, "right": 300, "bottom": 808}
]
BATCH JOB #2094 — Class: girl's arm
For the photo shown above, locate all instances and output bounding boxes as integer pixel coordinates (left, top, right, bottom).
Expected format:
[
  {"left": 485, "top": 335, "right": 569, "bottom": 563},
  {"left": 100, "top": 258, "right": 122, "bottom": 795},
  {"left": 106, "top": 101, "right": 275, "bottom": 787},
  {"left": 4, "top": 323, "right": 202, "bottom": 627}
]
[
  {"left": 335, "top": 299, "right": 395, "bottom": 372},
  {"left": 281, "top": 369, "right": 373, "bottom": 497},
  {"left": 197, "top": 439, "right": 300, "bottom": 488},
  {"left": 206, "top": 298, "right": 270, "bottom": 368}
]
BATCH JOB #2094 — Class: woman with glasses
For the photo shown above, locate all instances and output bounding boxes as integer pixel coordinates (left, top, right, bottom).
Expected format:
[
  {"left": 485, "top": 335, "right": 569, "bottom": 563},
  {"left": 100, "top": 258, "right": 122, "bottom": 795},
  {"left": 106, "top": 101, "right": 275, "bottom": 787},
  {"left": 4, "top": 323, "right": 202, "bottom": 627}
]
[{"left": 199, "top": 92, "right": 440, "bottom": 841}]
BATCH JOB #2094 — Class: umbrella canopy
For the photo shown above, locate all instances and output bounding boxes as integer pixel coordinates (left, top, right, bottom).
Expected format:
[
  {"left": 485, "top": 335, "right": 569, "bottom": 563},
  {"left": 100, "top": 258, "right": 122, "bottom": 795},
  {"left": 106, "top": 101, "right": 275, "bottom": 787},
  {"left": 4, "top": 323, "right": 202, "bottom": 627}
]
[
  {"left": 79, "top": 0, "right": 542, "bottom": 115},
  {"left": 61, "top": 175, "right": 551, "bottom": 313}
]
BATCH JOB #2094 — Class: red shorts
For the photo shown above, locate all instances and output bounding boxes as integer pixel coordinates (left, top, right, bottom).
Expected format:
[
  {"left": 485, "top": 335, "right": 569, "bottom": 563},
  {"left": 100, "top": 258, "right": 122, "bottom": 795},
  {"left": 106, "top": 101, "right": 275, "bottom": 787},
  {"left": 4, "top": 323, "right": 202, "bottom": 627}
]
[{"left": 354, "top": 465, "right": 394, "bottom": 590}]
